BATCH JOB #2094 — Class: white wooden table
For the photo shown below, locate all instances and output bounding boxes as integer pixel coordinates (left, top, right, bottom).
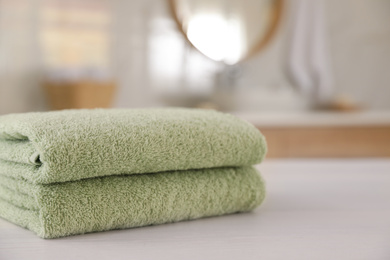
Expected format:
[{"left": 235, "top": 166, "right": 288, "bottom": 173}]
[{"left": 1, "top": 159, "right": 389, "bottom": 260}]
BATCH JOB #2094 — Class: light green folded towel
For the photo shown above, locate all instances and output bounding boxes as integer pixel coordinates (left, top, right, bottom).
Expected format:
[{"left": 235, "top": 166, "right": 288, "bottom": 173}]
[
  {"left": 0, "top": 108, "right": 267, "bottom": 238},
  {"left": 0, "top": 108, "right": 266, "bottom": 184},
  {"left": 0, "top": 166, "right": 265, "bottom": 239}
]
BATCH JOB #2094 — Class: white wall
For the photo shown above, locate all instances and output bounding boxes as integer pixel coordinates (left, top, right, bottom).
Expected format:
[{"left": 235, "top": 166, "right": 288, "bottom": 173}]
[
  {"left": 235, "top": 0, "right": 390, "bottom": 110},
  {"left": 0, "top": 0, "right": 389, "bottom": 114},
  {"left": 327, "top": 0, "right": 390, "bottom": 109}
]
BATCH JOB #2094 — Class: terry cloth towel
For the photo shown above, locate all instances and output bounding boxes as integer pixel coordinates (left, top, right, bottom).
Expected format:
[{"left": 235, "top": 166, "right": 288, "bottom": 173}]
[
  {"left": 0, "top": 166, "right": 265, "bottom": 239},
  {"left": 0, "top": 108, "right": 266, "bottom": 184},
  {"left": 0, "top": 108, "right": 267, "bottom": 238}
]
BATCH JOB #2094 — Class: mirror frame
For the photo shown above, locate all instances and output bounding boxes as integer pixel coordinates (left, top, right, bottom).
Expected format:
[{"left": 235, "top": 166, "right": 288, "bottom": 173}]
[{"left": 167, "top": 0, "right": 284, "bottom": 64}]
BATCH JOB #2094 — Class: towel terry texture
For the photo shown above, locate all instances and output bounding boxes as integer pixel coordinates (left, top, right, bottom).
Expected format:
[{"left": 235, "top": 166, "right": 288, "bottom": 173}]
[{"left": 0, "top": 108, "right": 267, "bottom": 238}]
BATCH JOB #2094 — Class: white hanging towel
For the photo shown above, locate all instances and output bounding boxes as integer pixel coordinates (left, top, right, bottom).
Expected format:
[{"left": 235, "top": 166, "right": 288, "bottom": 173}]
[{"left": 284, "top": 0, "right": 333, "bottom": 105}]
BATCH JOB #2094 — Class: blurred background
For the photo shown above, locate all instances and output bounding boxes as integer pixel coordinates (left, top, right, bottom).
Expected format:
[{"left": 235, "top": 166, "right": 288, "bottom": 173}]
[{"left": 0, "top": 0, "right": 389, "bottom": 157}]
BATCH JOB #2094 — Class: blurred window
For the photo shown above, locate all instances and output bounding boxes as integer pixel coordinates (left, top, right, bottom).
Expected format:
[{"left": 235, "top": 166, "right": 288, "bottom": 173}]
[{"left": 39, "top": 0, "right": 111, "bottom": 72}]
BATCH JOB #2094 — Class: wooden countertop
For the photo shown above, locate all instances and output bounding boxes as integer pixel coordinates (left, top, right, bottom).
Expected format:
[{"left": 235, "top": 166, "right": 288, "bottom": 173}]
[{"left": 235, "top": 111, "right": 390, "bottom": 158}]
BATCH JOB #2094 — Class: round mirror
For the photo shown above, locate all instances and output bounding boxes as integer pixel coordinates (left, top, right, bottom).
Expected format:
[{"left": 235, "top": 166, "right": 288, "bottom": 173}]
[{"left": 169, "top": 0, "right": 283, "bottom": 65}]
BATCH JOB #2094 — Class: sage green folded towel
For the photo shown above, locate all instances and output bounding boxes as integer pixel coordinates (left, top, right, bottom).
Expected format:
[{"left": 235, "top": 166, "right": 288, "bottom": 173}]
[
  {"left": 0, "top": 108, "right": 266, "bottom": 184},
  {"left": 0, "top": 108, "right": 267, "bottom": 238},
  {"left": 0, "top": 166, "right": 265, "bottom": 239}
]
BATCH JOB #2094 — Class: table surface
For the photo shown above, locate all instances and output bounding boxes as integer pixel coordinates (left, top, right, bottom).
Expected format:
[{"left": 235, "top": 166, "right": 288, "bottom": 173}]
[
  {"left": 1, "top": 159, "right": 389, "bottom": 260},
  {"left": 235, "top": 111, "right": 390, "bottom": 127}
]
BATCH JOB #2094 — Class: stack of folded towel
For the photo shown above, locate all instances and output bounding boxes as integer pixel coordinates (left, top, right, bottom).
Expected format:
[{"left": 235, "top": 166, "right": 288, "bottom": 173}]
[{"left": 0, "top": 108, "right": 267, "bottom": 238}]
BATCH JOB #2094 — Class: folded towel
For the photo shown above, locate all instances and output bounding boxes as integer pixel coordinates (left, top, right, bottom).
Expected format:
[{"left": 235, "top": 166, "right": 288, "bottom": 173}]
[
  {"left": 0, "top": 108, "right": 266, "bottom": 184},
  {"left": 0, "top": 108, "right": 267, "bottom": 238},
  {"left": 0, "top": 166, "right": 265, "bottom": 238}
]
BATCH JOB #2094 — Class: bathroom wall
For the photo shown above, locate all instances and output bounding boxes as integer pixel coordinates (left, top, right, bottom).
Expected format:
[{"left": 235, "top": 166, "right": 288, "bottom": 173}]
[
  {"left": 235, "top": 0, "right": 390, "bottom": 110},
  {"left": 0, "top": 0, "right": 389, "bottom": 114},
  {"left": 326, "top": 0, "right": 390, "bottom": 109}
]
